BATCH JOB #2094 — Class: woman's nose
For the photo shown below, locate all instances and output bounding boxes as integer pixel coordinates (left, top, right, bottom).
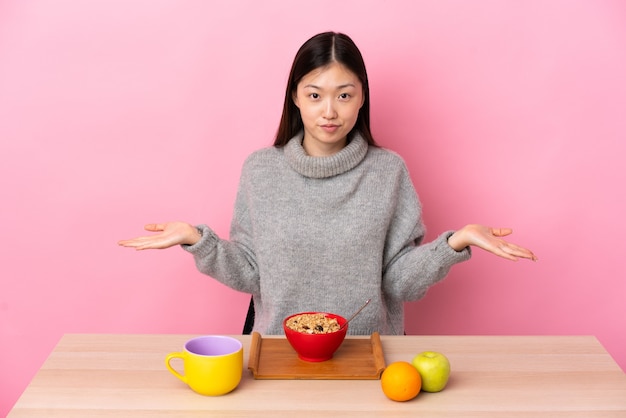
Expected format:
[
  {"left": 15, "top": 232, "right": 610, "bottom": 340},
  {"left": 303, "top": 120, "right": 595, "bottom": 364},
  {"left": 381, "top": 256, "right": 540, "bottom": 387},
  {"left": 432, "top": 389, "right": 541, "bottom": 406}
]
[{"left": 322, "top": 99, "right": 337, "bottom": 119}]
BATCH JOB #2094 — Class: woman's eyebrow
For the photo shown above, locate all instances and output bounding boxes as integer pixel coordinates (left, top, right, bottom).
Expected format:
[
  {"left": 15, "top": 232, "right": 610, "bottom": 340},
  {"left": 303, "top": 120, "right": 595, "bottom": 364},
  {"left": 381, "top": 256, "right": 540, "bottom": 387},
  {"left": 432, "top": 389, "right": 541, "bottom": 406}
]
[{"left": 303, "top": 83, "right": 357, "bottom": 89}]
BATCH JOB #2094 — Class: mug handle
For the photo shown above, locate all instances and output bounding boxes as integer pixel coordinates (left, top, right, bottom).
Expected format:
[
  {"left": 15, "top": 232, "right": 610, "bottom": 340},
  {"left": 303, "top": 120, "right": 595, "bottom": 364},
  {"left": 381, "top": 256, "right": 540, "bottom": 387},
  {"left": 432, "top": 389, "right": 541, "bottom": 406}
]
[{"left": 165, "top": 352, "right": 187, "bottom": 384}]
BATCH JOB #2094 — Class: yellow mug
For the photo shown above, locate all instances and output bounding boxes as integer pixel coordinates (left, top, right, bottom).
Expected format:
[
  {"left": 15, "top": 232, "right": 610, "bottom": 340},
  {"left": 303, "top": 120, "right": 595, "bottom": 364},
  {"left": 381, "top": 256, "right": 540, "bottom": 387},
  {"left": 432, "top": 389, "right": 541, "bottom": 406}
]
[{"left": 165, "top": 335, "right": 243, "bottom": 396}]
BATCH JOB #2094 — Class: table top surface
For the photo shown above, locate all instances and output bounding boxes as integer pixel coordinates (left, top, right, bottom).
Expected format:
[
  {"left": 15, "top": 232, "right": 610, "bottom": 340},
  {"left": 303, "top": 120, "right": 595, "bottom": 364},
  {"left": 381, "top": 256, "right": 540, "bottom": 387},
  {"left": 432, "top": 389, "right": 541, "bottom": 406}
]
[{"left": 8, "top": 334, "right": 626, "bottom": 417}]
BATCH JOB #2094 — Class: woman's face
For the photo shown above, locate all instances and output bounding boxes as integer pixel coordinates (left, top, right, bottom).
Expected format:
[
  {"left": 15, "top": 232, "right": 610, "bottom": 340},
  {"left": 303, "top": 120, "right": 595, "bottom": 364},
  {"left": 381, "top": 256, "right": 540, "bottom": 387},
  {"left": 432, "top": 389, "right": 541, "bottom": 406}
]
[{"left": 293, "top": 62, "right": 364, "bottom": 156}]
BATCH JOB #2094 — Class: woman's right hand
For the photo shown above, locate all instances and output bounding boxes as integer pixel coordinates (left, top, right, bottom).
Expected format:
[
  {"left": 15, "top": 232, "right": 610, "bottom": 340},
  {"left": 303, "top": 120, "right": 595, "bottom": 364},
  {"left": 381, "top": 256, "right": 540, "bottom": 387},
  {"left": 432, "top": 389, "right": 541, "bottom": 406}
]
[{"left": 118, "top": 222, "right": 201, "bottom": 250}]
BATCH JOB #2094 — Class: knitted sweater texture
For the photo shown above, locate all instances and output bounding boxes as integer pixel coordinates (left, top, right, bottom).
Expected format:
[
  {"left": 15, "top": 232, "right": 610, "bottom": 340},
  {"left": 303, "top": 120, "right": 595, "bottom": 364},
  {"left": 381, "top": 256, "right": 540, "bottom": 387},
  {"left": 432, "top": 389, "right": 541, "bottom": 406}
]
[{"left": 184, "top": 132, "right": 471, "bottom": 335}]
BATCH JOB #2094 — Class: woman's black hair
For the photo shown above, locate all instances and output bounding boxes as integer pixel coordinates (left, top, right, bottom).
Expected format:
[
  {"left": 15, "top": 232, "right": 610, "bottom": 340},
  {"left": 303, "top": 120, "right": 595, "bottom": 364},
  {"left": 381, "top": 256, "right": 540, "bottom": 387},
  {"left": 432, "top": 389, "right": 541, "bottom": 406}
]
[{"left": 274, "top": 32, "right": 377, "bottom": 147}]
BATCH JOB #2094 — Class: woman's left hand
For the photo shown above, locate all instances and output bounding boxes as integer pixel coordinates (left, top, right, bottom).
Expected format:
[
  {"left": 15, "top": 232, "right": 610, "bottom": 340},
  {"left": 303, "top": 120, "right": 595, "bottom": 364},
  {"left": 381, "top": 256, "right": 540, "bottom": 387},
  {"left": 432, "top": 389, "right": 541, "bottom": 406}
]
[{"left": 447, "top": 224, "right": 537, "bottom": 261}]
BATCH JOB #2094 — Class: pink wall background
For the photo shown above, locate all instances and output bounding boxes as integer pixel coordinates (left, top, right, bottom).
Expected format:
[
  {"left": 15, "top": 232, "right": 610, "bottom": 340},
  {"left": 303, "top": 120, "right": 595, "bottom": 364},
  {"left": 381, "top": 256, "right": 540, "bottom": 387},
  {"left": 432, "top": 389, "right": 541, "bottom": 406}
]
[{"left": 1, "top": 0, "right": 625, "bottom": 414}]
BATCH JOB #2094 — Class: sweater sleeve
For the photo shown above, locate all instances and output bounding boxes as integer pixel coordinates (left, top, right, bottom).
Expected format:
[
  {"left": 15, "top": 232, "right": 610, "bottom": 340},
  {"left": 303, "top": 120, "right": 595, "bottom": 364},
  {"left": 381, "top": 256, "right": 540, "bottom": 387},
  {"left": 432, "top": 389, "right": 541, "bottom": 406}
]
[
  {"left": 381, "top": 165, "right": 471, "bottom": 301},
  {"left": 181, "top": 224, "right": 260, "bottom": 294},
  {"left": 181, "top": 159, "right": 260, "bottom": 295}
]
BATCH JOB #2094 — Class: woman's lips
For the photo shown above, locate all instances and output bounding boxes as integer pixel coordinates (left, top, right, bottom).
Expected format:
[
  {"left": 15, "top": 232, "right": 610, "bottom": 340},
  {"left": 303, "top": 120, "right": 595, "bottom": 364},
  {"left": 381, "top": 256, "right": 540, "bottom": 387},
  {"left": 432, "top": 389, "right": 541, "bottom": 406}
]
[{"left": 320, "top": 124, "right": 339, "bottom": 133}]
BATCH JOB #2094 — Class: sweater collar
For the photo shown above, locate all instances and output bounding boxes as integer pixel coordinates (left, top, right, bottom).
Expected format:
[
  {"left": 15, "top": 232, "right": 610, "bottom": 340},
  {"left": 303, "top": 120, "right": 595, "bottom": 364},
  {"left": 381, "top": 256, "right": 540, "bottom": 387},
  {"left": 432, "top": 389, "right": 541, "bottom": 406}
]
[{"left": 284, "top": 132, "right": 368, "bottom": 179}]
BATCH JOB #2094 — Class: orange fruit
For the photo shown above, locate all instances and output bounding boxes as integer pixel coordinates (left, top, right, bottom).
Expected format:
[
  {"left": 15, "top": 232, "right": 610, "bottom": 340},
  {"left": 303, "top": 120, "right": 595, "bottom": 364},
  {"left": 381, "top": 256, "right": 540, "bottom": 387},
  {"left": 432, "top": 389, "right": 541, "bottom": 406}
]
[{"left": 381, "top": 361, "right": 422, "bottom": 401}]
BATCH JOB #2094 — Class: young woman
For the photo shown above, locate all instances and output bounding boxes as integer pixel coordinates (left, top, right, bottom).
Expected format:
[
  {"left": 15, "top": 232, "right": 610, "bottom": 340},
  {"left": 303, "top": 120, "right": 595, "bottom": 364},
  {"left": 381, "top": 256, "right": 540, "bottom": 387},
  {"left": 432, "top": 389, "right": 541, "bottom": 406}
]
[{"left": 118, "top": 32, "right": 536, "bottom": 335}]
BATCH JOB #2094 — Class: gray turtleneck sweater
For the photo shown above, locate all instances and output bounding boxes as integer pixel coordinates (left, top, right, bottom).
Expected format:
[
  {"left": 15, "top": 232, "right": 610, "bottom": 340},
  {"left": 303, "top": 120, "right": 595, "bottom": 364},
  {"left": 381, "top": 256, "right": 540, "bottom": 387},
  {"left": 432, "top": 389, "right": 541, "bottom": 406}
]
[{"left": 184, "top": 133, "right": 471, "bottom": 335}]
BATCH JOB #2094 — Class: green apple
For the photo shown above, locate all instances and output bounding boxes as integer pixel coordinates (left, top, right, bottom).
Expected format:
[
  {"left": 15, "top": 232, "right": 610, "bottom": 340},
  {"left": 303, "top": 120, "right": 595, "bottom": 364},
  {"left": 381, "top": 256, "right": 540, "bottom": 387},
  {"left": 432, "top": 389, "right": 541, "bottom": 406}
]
[{"left": 411, "top": 351, "right": 450, "bottom": 392}]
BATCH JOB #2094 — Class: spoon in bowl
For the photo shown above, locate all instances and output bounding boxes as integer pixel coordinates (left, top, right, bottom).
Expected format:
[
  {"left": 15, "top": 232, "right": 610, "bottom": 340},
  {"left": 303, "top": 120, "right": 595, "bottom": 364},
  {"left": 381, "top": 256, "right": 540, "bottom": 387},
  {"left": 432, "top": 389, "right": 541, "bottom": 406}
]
[{"left": 339, "top": 298, "right": 371, "bottom": 331}]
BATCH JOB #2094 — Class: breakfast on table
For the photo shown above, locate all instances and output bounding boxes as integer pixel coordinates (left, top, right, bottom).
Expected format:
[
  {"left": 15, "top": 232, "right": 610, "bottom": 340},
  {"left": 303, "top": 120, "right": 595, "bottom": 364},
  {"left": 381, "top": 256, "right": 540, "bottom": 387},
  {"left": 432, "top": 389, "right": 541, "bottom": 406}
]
[{"left": 166, "top": 309, "right": 450, "bottom": 402}]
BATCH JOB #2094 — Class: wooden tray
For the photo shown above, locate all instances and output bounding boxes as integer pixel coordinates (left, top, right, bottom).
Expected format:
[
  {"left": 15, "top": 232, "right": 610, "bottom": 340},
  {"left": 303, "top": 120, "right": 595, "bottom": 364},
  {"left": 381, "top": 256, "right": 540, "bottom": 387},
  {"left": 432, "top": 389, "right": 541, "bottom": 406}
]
[{"left": 247, "top": 331, "right": 386, "bottom": 380}]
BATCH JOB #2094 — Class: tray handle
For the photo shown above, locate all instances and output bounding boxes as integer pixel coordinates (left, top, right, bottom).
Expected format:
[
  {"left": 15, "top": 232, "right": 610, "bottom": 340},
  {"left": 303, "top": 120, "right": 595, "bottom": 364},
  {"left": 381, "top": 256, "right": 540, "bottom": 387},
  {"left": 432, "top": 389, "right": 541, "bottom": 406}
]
[
  {"left": 370, "top": 332, "right": 386, "bottom": 378},
  {"left": 248, "top": 332, "right": 262, "bottom": 376}
]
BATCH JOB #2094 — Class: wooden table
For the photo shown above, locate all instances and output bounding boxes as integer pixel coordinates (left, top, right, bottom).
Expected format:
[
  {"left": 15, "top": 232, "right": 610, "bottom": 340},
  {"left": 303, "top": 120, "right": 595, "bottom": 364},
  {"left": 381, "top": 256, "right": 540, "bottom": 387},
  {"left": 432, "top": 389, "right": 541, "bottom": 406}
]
[{"left": 8, "top": 334, "right": 626, "bottom": 417}]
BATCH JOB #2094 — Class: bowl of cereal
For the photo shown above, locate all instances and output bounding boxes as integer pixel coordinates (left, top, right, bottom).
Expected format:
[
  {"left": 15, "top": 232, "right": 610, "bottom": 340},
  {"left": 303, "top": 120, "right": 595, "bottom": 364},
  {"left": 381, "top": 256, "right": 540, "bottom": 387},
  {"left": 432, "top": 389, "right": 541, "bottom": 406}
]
[{"left": 283, "top": 312, "right": 348, "bottom": 362}]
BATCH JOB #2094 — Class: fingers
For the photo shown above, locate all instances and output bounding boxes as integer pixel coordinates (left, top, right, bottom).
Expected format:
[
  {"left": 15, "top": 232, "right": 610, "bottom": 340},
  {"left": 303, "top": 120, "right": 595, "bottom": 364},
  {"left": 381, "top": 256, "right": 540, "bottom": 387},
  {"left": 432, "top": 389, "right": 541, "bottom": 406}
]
[
  {"left": 517, "top": 248, "right": 538, "bottom": 261},
  {"left": 498, "top": 242, "right": 538, "bottom": 262},
  {"left": 491, "top": 227, "right": 513, "bottom": 237},
  {"left": 117, "top": 236, "right": 154, "bottom": 249},
  {"left": 117, "top": 223, "right": 167, "bottom": 247},
  {"left": 487, "top": 227, "right": 537, "bottom": 261},
  {"left": 144, "top": 223, "right": 165, "bottom": 232},
  {"left": 119, "top": 222, "right": 190, "bottom": 250},
  {"left": 118, "top": 237, "right": 167, "bottom": 250}
]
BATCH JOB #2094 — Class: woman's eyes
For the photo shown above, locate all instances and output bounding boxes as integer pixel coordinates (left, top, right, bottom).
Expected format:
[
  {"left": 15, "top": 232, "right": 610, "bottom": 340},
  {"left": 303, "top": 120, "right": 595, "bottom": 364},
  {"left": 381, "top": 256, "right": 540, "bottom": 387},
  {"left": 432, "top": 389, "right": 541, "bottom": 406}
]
[{"left": 308, "top": 93, "right": 351, "bottom": 100}]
